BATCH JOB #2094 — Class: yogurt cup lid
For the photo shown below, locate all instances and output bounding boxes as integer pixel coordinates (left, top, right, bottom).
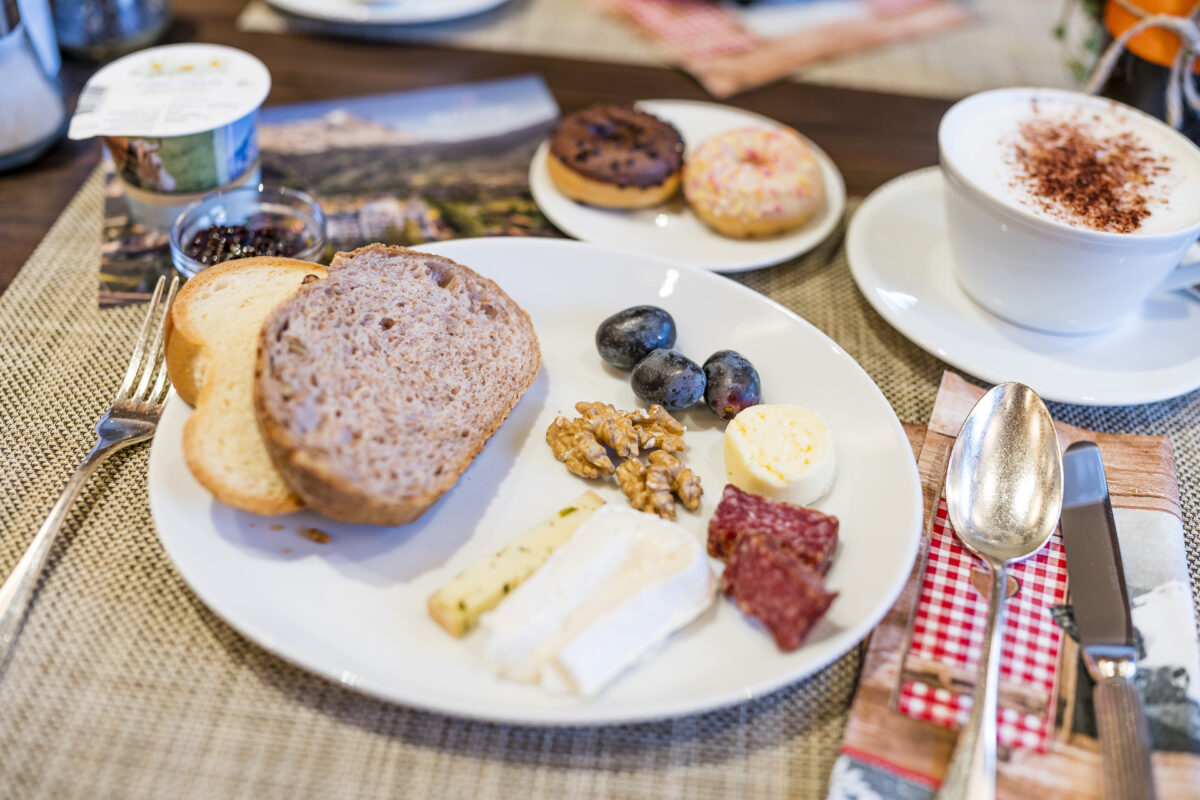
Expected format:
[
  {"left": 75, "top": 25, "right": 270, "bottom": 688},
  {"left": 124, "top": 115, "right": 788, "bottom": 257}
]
[{"left": 69, "top": 43, "right": 271, "bottom": 140}]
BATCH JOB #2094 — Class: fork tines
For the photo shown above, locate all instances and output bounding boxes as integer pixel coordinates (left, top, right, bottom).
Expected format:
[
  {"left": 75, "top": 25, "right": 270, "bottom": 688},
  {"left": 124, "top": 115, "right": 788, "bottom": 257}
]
[{"left": 114, "top": 275, "right": 180, "bottom": 409}]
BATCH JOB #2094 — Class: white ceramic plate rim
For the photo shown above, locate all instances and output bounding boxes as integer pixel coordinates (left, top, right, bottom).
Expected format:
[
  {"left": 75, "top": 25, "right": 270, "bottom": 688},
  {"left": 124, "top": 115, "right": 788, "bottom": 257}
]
[
  {"left": 530, "top": 99, "right": 847, "bottom": 272},
  {"left": 847, "top": 166, "right": 1200, "bottom": 406},
  {"left": 263, "top": 0, "right": 508, "bottom": 25},
  {"left": 149, "top": 237, "right": 920, "bottom": 725}
]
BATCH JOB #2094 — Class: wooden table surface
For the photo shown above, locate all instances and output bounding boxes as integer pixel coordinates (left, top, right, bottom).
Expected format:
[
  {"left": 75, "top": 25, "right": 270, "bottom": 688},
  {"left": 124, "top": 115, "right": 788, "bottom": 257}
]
[{"left": 0, "top": 0, "right": 953, "bottom": 295}]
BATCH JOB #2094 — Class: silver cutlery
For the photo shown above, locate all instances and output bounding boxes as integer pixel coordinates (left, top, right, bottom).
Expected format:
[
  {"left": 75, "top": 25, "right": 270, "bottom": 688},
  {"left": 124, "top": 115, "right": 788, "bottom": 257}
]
[
  {"left": 1061, "top": 441, "right": 1157, "bottom": 800},
  {"left": 0, "top": 275, "right": 179, "bottom": 663},
  {"left": 935, "top": 382, "right": 1064, "bottom": 800}
]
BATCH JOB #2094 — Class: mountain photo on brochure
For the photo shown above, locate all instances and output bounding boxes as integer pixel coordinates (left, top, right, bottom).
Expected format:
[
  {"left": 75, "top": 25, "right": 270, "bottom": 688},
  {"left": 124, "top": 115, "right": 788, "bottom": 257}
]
[{"left": 99, "top": 74, "right": 564, "bottom": 307}]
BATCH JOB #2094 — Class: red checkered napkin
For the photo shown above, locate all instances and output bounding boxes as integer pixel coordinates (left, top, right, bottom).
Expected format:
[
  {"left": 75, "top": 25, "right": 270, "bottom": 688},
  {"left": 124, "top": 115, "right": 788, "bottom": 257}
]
[
  {"left": 596, "top": 0, "right": 948, "bottom": 60},
  {"left": 589, "top": 0, "right": 970, "bottom": 98},
  {"left": 599, "top": 0, "right": 759, "bottom": 59},
  {"left": 898, "top": 497, "right": 1068, "bottom": 753}
]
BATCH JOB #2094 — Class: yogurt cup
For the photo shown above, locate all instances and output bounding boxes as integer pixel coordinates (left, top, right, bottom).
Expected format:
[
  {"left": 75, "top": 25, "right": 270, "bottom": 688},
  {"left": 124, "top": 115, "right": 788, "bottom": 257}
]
[
  {"left": 118, "top": 159, "right": 262, "bottom": 236},
  {"left": 69, "top": 43, "right": 271, "bottom": 231}
]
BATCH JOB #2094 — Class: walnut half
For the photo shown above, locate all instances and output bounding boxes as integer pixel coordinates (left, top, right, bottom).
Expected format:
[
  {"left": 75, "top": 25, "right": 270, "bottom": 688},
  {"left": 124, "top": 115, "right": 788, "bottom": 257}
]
[
  {"left": 546, "top": 416, "right": 614, "bottom": 479},
  {"left": 575, "top": 401, "right": 638, "bottom": 459},
  {"left": 625, "top": 404, "right": 686, "bottom": 453},
  {"left": 547, "top": 400, "right": 700, "bottom": 519},
  {"left": 546, "top": 401, "right": 641, "bottom": 479},
  {"left": 617, "top": 450, "right": 703, "bottom": 520}
]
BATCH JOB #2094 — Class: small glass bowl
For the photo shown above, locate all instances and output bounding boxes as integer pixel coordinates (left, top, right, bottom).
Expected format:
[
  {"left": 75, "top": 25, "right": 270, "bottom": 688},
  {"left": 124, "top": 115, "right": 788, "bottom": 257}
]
[{"left": 170, "top": 185, "right": 327, "bottom": 278}]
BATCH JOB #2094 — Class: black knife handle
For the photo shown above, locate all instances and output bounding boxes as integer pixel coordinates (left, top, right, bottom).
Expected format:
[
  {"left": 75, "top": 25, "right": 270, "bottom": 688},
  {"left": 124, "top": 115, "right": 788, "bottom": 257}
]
[{"left": 1094, "top": 659, "right": 1157, "bottom": 800}]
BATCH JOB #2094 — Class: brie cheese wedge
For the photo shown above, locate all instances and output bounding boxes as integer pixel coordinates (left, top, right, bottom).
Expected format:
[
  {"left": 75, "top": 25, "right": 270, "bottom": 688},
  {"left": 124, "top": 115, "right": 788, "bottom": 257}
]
[{"left": 480, "top": 505, "right": 715, "bottom": 696}]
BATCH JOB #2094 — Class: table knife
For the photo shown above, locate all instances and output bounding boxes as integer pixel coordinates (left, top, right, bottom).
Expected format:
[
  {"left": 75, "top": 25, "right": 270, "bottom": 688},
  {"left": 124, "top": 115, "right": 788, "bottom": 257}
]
[{"left": 1060, "top": 441, "right": 1157, "bottom": 800}]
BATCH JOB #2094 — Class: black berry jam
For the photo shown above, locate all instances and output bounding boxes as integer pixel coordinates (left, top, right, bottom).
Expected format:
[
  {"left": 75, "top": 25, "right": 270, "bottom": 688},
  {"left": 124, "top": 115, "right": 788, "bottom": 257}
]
[{"left": 185, "top": 223, "right": 308, "bottom": 266}]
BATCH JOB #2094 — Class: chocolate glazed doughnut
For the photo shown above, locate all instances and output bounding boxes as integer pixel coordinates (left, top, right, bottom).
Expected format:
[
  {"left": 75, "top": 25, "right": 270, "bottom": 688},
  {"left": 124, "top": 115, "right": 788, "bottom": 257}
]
[{"left": 547, "top": 105, "right": 685, "bottom": 209}]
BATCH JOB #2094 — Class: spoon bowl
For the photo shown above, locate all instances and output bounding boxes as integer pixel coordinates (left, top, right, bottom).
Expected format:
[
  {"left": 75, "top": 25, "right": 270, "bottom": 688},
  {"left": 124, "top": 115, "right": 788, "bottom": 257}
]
[
  {"left": 935, "top": 382, "right": 1063, "bottom": 800},
  {"left": 946, "top": 382, "right": 1063, "bottom": 564}
]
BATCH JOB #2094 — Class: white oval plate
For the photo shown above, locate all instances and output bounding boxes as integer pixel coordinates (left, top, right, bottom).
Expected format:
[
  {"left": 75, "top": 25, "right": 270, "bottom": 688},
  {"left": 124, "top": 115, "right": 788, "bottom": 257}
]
[
  {"left": 847, "top": 167, "right": 1200, "bottom": 406},
  {"left": 530, "top": 99, "right": 847, "bottom": 273},
  {"left": 264, "top": 0, "right": 508, "bottom": 25},
  {"left": 148, "top": 238, "right": 920, "bottom": 725}
]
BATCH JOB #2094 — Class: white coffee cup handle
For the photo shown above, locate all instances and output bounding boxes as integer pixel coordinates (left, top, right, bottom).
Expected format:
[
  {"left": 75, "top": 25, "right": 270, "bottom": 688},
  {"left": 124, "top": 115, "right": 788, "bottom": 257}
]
[{"left": 1157, "top": 239, "right": 1200, "bottom": 292}]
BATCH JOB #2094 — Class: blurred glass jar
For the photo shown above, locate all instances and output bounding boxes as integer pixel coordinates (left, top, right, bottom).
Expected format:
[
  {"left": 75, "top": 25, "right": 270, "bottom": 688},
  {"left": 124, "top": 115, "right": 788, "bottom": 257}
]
[
  {"left": 0, "top": 0, "right": 67, "bottom": 171},
  {"left": 52, "top": 0, "right": 169, "bottom": 60},
  {"left": 170, "top": 185, "right": 327, "bottom": 278}
]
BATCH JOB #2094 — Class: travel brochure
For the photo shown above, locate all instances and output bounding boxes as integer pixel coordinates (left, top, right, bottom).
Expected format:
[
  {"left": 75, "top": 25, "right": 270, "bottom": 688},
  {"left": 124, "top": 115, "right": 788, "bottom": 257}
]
[{"left": 99, "top": 74, "right": 563, "bottom": 307}]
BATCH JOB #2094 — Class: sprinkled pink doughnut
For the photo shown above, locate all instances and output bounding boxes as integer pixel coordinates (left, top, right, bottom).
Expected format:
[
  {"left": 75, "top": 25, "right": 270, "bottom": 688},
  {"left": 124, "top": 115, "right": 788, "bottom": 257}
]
[{"left": 683, "top": 127, "right": 825, "bottom": 239}]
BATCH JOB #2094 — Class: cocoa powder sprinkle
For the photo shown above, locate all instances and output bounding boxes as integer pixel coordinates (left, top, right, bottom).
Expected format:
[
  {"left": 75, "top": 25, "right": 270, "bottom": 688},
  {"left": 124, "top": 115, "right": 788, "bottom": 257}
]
[{"left": 1007, "top": 117, "right": 1171, "bottom": 233}]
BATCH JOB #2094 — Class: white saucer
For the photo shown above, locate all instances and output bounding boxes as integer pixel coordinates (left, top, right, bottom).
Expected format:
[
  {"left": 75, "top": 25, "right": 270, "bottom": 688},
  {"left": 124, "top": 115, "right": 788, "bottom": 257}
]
[
  {"left": 530, "top": 99, "right": 846, "bottom": 273},
  {"left": 264, "top": 0, "right": 508, "bottom": 25},
  {"left": 846, "top": 167, "right": 1200, "bottom": 406}
]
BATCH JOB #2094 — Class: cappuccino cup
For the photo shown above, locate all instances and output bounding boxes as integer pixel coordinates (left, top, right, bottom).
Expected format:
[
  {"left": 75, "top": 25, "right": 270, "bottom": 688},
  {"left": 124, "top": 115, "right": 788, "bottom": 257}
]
[{"left": 938, "top": 87, "right": 1200, "bottom": 335}]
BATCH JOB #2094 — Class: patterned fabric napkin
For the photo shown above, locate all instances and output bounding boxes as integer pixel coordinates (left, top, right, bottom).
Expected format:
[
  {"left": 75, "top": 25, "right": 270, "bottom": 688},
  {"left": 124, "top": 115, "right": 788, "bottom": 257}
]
[
  {"left": 587, "top": 0, "right": 973, "bottom": 97},
  {"left": 828, "top": 372, "right": 1200, "bottom": 799},
  {"left": 899, "top": 496, "right": 1068, "bottom": 754}
]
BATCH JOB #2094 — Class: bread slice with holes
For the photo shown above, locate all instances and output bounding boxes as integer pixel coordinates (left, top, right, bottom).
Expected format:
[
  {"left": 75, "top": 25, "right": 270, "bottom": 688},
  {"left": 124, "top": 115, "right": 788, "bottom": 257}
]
[
  {"left": 254, "top": 244, "right": 541, "bottom": 526},
  {"left": 165, "top": 257, "right": 328, "bottom": 515}
]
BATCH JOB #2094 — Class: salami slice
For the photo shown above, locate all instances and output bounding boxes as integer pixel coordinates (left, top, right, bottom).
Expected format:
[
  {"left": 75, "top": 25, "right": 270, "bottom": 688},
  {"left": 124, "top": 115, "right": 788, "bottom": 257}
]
[
  {"left": 707, "top": 484, "right": 839, "bottom": 572},
  {"left": 721, "top": 532, "right": 838, "bottom": 651}
]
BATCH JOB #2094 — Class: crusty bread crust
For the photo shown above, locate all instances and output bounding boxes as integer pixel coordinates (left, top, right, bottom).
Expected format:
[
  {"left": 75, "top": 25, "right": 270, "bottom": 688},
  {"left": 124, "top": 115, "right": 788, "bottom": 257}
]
[
  {"left": 254, "top": 244, "right": 541, "bottom": 526},
  {"left": 165, "top": 257, "right": 328, "bottom": 515},
  {"left": 163, "top": 314, "right": 205, "bottom": 407}
]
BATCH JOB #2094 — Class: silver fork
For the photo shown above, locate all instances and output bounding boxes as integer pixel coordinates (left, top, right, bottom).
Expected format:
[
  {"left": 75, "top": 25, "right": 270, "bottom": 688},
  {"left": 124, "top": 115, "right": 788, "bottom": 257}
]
[{"left": 0, "top": 275, "right": 179, "bottom": 662}]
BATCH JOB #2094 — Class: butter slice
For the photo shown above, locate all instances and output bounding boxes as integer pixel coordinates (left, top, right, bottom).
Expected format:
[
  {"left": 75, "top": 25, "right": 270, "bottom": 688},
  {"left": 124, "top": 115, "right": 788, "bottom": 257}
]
[
  {"left": 724, "top": 404, "right": 836, "bottom": 506},
  {"left": 480, "top": 506, "right": 716, "bottom": 696}
]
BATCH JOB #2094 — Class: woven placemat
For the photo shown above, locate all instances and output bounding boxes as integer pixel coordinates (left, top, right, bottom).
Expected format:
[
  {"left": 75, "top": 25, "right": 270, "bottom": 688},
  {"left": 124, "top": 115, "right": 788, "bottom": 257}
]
[
  {"left": 0, "top": 169, "right": 1197, "bottom": 799},
  {"left": 236, "top": 0, "right": 1075, "bottom": 100}
]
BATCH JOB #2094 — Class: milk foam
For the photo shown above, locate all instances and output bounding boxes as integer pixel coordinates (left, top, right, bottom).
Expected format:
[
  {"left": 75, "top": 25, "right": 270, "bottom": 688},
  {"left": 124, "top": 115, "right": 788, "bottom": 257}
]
[{"left": 941, "top": 89, "right": 1200, "bottom": 235}]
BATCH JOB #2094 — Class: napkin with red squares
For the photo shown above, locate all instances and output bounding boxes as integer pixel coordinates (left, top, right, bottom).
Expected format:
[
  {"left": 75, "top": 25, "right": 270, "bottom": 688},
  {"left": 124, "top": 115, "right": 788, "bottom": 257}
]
[
  {"left": 827, "top": 372, "right": 1200, "bottom": 799},
  {"left": 898, "top": 496, "right": 1068, "bottom": 754},
  {"left": 587, "top": 0, "right": 972, "bottom": 97}
]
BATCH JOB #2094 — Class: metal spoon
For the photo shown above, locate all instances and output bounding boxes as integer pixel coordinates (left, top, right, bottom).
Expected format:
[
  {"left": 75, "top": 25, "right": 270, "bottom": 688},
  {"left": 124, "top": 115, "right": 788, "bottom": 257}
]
[{"left": 935, "top": 383, "right": 1063, "bottom": 800}]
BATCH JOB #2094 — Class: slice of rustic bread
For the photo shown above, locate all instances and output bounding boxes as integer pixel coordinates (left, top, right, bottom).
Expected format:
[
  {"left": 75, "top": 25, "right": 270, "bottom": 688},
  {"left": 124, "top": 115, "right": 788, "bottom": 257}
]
[
  {"left": 165, "top": 257, "right": 328, "bottom": 515},
  {"left": 254, "top": 244, "right": 541, "bottom": 526}
]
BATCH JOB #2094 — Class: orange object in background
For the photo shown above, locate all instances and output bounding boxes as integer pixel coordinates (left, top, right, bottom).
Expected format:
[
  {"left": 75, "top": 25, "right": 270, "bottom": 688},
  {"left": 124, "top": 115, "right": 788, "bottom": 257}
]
[{"left": 1105, "top": 0, "right": 1200, "bottom": 71}]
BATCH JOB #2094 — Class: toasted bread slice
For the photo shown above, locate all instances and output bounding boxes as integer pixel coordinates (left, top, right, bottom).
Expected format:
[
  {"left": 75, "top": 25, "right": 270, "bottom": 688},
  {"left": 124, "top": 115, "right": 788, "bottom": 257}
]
[
  {"left": 254, "top": 244, "right": 541, "bottom": 526},
  {"left": 165, "top": 257, "right": 328, "bottom": 515}
]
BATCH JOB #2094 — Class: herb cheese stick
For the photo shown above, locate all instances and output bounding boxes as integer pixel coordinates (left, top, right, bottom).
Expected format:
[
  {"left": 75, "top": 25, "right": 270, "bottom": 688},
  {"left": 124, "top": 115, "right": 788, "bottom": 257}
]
[{"left": 427, "top": 490, "right": 606, "bottom": 637}]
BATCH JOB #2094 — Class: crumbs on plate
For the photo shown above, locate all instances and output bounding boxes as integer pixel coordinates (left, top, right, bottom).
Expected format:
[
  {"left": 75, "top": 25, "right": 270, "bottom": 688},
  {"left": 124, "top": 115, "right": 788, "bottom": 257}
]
[{"left": 300, "top": 527, "right": 332, "bottom": 544}]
